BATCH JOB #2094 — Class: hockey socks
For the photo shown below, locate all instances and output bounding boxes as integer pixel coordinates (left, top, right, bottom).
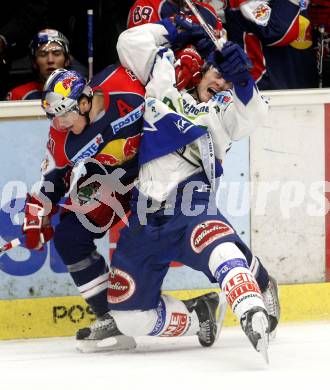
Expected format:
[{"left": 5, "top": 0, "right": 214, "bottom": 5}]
[
  {"left": 209, "top": 242, "right": 270, "bottom": 362},
  {"left": 209, "top": 243, "right": 266, "bottom": 316},
  {"left": 111, "top": 295, "right": 200, "bottom": 337}
]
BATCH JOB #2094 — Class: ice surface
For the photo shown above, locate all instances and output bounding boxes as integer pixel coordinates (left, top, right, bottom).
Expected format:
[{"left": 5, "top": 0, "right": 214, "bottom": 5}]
[{"left": 0, "top": 322, "right": 329, "bottom": 390}]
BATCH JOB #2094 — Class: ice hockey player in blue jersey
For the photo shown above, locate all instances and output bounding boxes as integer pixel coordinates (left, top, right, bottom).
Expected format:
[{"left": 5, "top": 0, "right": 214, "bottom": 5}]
[{"left": 94, "top": 20, "right": 280, "bottom": 361}]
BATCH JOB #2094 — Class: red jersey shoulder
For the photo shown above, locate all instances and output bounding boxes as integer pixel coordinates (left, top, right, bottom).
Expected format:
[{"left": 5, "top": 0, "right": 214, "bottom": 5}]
[
  {"left": 128, "top": 0, "right": 161, "bottom": 27},
  {"left": 90, "top": 66, "right": 144, "bottom": 112},
  {"left": 98, "top": 66, "right": 145, "bottom": 97},
  {"left": 6, "top": 81, "right": 43, "bottom": 101}
]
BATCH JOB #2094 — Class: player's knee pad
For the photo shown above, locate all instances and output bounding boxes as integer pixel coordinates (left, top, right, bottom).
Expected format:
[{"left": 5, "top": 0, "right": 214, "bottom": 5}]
[
  {"left": 208, "top": 242, "right": 248, "bottom": 287},
  {"left": 111, "top": 309, "right": 159, "bottom": 336},
  {"left": 148, "top": 295, "right": 199, "bottom": 337},
  {"left": 209, "top": 242, "right": 265, "bottom": 319},
  {"left": 111, "top": 295, "right": 199, "bottom": 337}
]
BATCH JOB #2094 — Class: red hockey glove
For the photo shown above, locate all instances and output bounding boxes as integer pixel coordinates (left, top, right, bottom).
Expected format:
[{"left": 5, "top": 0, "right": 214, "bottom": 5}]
[
  {"left": 23, "top": 194, "right": 57, "bottom": 250},
  {"left": 175, "top": 46, "right": 204, "bottom": 90}
]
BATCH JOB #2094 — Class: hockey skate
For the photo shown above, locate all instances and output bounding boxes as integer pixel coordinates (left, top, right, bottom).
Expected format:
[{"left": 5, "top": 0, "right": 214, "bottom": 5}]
[
  {"left": 240, "top": 306, "right": 270, "bottom": 364},
  {"left": 183, "top": 291, "right": 227, "bottom": 347},
  {"left": 76, "top": 312, "right": 137, "bottom": 353},
  {"left": 262, "top": 275, "right": 280, "bottom": 338}
]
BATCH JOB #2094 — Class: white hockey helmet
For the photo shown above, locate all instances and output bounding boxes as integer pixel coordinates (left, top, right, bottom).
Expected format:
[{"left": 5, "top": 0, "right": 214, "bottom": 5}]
[
  {"left": 30, "top": 29, "right": 70, "bottom": 59},
  {"left": 41, "top": 68, "right": 92, "bottom": 118}
]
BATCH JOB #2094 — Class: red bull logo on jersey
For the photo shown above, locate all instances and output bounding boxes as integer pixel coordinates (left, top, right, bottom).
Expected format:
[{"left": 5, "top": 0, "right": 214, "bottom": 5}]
[
  {"left": 253, "top": 4, "right": 271, "bottom": 25},
  {"left": 290, "top": 15, "right": 313, "bottom": 50},
  {"left": 71, "top": 134, "right": 103, "bottom": 164},
  {"left": 111, "top": 103, "right": 144, "bottom": 134},
  {"left": 96, "top": 134, "right": 141, "bottom": 166},
  {"left": 54, "top": 76, "right": 78, "bottom": 97}
]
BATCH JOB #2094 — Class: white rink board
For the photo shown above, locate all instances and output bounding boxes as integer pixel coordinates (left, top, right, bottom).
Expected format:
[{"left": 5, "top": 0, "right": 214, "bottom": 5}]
[{"left": 250, "top": 90, "right": 329, "bottom": 283}]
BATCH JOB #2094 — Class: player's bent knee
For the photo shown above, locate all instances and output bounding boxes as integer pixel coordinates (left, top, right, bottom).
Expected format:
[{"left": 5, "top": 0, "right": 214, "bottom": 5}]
[
  {"left": 208, "top": 242, "right": 248, "bottom": 284},
  {"left": 111, "top": 309, "right": 158, "bottom": 336}
]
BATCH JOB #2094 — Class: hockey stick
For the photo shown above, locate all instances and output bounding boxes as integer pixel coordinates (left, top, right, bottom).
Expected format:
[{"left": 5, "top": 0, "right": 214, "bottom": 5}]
[
  {"left": 317, "top": 25, "right": 325, "bottom": 88},
  {"left": 299, "top": 0, "right": 308, "bottom": 10},
  {"left": 0, "top": 237, "right": 21, "bottom": 254},
  {"left": 87, "top": 9, "right": 94, "bottom": 80},
  {"left": 184, "top": 0, "right": 225, "bottom": 51}
]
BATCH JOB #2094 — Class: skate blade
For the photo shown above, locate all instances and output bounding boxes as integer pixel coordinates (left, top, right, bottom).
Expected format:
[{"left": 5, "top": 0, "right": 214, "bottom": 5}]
[
  {"left": 252, "top": 312, "right": 270, "bottom": 364},
  {"left": 215, "top": 292, "right": 228, "bottom": 341},
  {"left": 269, "top": 328, "right": 277, "bottom": 340},
  {"left": 76, "top": 335, "right": 137, "bottom": 353}
]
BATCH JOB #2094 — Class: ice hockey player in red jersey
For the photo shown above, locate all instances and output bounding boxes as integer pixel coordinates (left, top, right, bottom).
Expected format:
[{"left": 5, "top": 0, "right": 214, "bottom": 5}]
[
  {"left": 21, "top": 64, "right": 144, "bottom": 351},
  {"left": 6, "top": 29, "right": 71, "bottom": 100},
  {"left": 225, "top": 0, "right": 317, "bottom": 89},
  {"left": 128, "top": 0, "right": 221, "bottom": 29}
]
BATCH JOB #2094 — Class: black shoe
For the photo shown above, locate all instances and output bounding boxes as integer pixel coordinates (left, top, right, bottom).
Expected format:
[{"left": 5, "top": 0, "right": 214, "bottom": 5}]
[
  {"left": 76, "top": 312, "right": 121, "bottom": 341},
  {"left": 240, "top": 306, "right": 270, "bottom": 363},
  {"left": 262, "top": 275, "right": 280, "bottom": 335},
  {"left": 183, "top": 292, "right": 223, "bottom": 347},
  {"left": 76, "top": 312, "right": 136, "bottom": 352}
]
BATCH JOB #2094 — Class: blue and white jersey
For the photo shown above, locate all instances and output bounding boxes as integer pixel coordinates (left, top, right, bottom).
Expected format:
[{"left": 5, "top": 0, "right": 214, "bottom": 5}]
[
  {"left": 117, "top": 23, "right": 268, "bottom": 201},
  {"left": 130, "top": 45, "right": 268, "bottom": 201}
]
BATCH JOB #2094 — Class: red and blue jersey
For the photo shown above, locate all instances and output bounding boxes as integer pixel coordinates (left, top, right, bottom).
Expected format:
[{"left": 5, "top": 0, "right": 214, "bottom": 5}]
[
  {"left": 225, "top": 0, "right": 317, "bottom": 89},
  {"left": 40, "top": 65, "right": 145, "bottom": 207},
  {"left": 6, "top": 80, "right": 43, "bottom": 100},
  {"left": 128, "top": 0, "right": 222, "bottom": 31}
]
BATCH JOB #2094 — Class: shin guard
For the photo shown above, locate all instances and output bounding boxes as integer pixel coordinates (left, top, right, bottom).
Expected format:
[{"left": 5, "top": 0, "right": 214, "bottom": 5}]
[{"left": 209, "top": 243, "right": 266, "bottom": 320}]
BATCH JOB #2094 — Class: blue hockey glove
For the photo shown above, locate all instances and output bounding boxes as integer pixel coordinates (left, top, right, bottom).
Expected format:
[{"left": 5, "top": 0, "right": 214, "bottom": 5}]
[
  {"left": 207, "top": 41, "right": 252, "bottom": 85},
  {"left": 194, "top": 37, "right": 215, "bottom": 59},
  {"left": 160, "top": 16, "right": 209, "bottom": 50}
]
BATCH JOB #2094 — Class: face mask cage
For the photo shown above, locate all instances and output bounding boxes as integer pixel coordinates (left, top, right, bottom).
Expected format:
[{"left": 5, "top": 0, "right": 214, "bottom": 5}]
[
  {"left": 46, "top": 103, "right": 79, "bottom": 119},
  {"left": 48, "top": 104, "right": 81, "bottom": 131}
]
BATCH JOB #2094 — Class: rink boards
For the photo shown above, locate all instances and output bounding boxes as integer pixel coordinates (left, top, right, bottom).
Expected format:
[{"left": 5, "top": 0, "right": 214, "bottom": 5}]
[
  {"left": 1, "top": 90, "right": 330, "bottom": 339},
  {"left": 1, "top": 283, "right": 330, "bottom": 339}
]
